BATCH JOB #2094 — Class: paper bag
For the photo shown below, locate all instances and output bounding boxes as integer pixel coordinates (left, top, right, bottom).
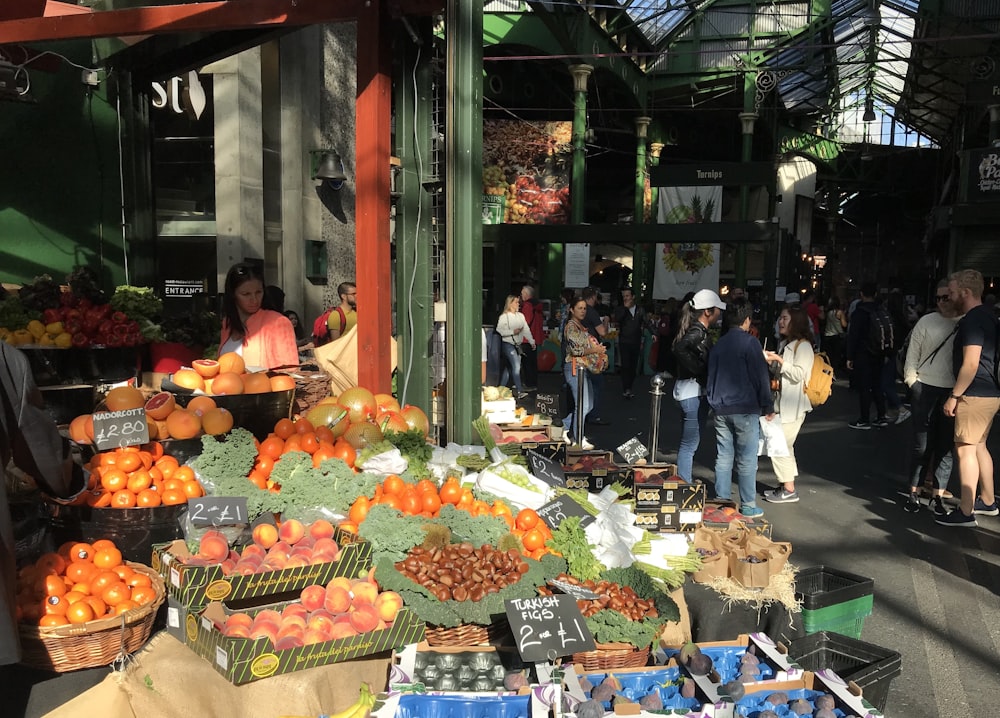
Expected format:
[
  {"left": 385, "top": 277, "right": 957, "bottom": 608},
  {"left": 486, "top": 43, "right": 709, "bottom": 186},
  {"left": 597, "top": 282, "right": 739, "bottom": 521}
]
[
  {"left": 728, "top": 550, "right": 772, "bottom": 588},
  {"left": 313, "top": 325, "right": 398, "bottom": 395},
  {"left": 745, "top": 532, "right": 792, "bottom": 575},
  {"left": 693, "top": 552, "right": 729, "bottom": 583}
]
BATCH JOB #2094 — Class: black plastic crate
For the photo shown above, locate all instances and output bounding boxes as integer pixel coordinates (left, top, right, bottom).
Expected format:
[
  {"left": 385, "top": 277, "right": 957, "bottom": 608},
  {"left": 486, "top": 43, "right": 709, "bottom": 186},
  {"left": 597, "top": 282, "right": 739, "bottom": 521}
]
[
  {"left": 795, "top": 565, "right": 874, "bottom": 611},
  {"left": 787, "top": 630, "right": 901, "bottom": 713}
]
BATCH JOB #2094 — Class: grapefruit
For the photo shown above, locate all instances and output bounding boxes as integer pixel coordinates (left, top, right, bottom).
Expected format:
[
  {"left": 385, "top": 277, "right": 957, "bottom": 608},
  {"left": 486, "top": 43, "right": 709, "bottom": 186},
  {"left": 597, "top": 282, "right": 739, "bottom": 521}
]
[
  {"left": 338, "top": 387, "right": 378, "bottom": 424},
  {"left": 186, "top": 395, "right": 218, "bottom": 416},
  {"left": 172, "top": 369, "right": 205, "bottom": 392},
  {"left": 343, "top": 421, "right": 383, "bottom": 451},
  {"left": 68, "top": 414, "right": 94, "bottom": 444},
  {"left": 374, "top": 393, "right": 401, "bottom": 413},
  {"left": 211, "top": 372, "right": 244, "bottom": 395},
  {"left": 401, "top": 405, "right": 430, "bottom": 437},
  {"left": 144, "top": 392, "right": 176, "bottom": 421},
  {"left": 269, "top": 374, "right": 296, "bottom": 392},
  {"left": 165, "top": 409, "right": 202, "bottom": 440},
  {"left": 105, "top": 386, "right": 145, "bottom": 412},
  {"left": 377, "top": 411, "right": 409, "bottom": 434},
  {"left": 192, "top": 359, "right": 220, "bottom": 378},
  {"left": 241, "top": 372, "right": 272, "bottom": 394},
  {"left": 201, "top": 408, "right": 234, "bottom": 435},
  {"left": 307, "top": 403, "right": 349, "bottom": 431},
  {"left": 218, "top": 352, "right": 245, "bottom": 375}
]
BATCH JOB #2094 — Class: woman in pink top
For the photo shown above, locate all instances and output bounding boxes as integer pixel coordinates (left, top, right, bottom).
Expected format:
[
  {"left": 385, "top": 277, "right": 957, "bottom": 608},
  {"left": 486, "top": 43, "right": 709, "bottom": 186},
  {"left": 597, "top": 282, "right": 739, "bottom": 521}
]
[{"left": 218, "top": 263, "right": 299, "bottom": 369}]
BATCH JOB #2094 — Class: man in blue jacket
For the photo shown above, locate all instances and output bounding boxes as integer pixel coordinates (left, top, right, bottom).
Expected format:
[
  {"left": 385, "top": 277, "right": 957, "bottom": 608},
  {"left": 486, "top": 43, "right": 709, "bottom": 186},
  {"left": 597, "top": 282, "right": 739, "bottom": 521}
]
[{"left": 707, "top": 301, "right": 775, "bottom": 518}]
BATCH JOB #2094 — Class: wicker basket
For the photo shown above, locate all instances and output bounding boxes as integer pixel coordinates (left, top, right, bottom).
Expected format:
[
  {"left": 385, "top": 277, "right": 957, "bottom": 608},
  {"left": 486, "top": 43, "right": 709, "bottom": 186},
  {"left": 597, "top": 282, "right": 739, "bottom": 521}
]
[
  {"left": 18, "top": 561, "right": 166, "bottom": 672},
  {"left": 424, "top": 618, "right": 510, "bottom": 647},
  {"left": 571, "top": 642, "right": 651, "bottom": 671}
]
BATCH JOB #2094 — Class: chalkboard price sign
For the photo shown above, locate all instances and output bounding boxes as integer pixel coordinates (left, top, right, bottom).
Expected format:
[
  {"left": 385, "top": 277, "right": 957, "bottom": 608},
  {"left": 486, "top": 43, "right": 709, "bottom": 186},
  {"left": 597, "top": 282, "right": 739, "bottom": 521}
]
[
  {"left": 188, "top": 496, "right": 249, "bottom": 528},
  {"left": 527, "top": 450, "right": 565, "bottom": 487},
  {"left": 547, "top": 578, "right": 600, "bottom": 600},
  {"left": 536, "top": 495, "right": 594, "bottom": 530},
  {"left": 505, "top": 594, "right": 596, "bottom": 663},
  {"left": 93, "top": 407, "right": 149, "bottom": 450},
  {"left": 616, "top": 436, "right": 649, "bottom": 465},
  {"left": 535, "top": 393, "right": 559, "bottom": 418}
]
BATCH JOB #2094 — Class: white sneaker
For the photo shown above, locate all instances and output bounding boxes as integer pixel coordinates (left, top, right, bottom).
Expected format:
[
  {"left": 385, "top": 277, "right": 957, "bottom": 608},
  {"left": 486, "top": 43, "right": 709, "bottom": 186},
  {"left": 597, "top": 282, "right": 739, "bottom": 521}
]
[
  {"left": 895, "top": 407, "right": 912, "bottom": 424},
  {"left": 580, "top": 437, "right": 595, "bottom": 451}
]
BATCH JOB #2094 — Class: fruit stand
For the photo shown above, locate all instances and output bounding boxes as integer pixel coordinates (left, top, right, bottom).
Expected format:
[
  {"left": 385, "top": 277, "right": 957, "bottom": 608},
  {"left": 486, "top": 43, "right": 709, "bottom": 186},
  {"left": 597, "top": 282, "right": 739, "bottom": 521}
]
[{"left": 6, "top": 354, "right": 897, "bottom": 718}]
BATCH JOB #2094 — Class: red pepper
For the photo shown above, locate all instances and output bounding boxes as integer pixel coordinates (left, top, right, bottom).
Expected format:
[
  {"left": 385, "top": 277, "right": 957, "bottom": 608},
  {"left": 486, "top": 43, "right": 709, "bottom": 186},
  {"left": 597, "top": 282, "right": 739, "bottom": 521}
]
[
  {"left": 111, "top": 311, "right": 127, "bottom": 323},
  {"left": 71, "top": 332, "right": 90, "bottom": 348},
  {"left": 95, "top": 304, "right": 112, "bottom": 320},
  {"left": 43, "top": 309, "right": 61, "bottom": 324},
  {"left": 64, "top": 318, "right": 82, "bottom": 335}
]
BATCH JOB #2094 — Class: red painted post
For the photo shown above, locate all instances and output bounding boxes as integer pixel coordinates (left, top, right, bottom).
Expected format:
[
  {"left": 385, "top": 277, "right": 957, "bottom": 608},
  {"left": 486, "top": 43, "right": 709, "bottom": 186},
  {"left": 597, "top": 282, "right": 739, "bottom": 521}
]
[{"left": 355, "top": 0, "right": 393, "bottom": 393}]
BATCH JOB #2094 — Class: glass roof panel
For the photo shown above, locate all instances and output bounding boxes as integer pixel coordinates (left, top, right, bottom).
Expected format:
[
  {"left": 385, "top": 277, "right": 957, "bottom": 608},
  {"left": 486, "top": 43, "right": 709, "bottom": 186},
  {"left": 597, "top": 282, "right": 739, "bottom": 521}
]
[{"left": 621, "top": 0, "right": 698, "bottom": 47}]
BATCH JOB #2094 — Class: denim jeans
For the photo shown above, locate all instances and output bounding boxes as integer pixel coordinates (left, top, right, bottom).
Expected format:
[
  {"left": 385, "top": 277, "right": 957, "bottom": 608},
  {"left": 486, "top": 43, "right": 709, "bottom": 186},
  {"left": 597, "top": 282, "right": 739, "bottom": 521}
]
[
  {"left": 676, "top": 396, "right": 704, "bottom": 482},
  {"left": 880, "top": 351, "right": 902, "bottom": 410},
  {"left": 714, "top": 413, "right": 761, "bottom": 509},
  {"left": 562, "top": 361, "right": 593, "bottom": 440},
  {"left": 500, "top": 342, "right": 523, "bottom": 393},
  {"left": 908, "top": 382, "right": 954, "bottom": 490}
]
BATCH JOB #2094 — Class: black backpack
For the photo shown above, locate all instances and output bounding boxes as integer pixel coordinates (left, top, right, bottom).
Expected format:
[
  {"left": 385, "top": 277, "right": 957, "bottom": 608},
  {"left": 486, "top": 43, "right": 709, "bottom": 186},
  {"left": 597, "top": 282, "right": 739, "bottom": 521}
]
[{"left": 865, "top": 306, "right": 894, "bottom": 357}]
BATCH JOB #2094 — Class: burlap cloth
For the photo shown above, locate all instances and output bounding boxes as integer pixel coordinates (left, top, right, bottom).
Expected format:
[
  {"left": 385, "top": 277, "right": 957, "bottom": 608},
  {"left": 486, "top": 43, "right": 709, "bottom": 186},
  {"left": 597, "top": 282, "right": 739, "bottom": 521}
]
[{"left": 43, "top": 631, "right": 391, "bottom": 718}]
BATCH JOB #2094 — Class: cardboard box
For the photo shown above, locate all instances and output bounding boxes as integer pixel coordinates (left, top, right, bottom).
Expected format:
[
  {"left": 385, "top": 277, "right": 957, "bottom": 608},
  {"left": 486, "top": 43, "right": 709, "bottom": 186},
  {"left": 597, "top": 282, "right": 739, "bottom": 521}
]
[
  {"left": 701, "top": 518, "right": 774, "bottom": 540},
  {"left": 562, "top": 451, "right": 631, "bottom": 494},
  {"left": 633, "top": 478, "right": 705, "bottom": 532},
  {"left": 184, "top": 601, "right": 425, "bottom": 685},
  {"left": 152, "top": 528, "right": 372, "bottom": 609},
  {"left": 516, "top": 438, "right": 566, "bottom": 464},
  {"left": 164, "top": 595, "right": 190, "bottom": 644}
]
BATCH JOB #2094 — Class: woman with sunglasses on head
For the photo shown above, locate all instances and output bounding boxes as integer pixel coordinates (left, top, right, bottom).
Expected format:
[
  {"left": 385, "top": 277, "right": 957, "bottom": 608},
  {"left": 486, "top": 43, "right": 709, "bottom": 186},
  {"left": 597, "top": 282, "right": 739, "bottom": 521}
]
[
  {"left": 219, "top": 263, "right": 299, "bottom": 370},
  {"left": 900, "top": 280, "right": 962, "bottom": 514}
]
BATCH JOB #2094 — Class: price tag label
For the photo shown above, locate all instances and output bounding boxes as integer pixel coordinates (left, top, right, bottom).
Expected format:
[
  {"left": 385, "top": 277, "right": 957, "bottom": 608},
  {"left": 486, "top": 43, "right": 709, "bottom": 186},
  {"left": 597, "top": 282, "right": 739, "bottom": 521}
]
[
  {"left": 527, "top": 450, "right": 565, "bottom": 487},
  {"left": 546, "top": 578, "right": 600, "bottom": 600},
  {"left": 616, "top": 435, "right": 649, "bottom": 465},
  {"left": 93, "top": 408, "right": 149, "bottom": 450},
  {"left": 505, "top": 594, "right": 595, "bottom": 663},
  {"left": 188, "top": 496, "right": 249, "bottom": 527},
  {"left": 535, "top": 393, "right": 559, "bottom": 418},
  {"left": 536, "top": 495, "right": 594, "bottom": 530}
]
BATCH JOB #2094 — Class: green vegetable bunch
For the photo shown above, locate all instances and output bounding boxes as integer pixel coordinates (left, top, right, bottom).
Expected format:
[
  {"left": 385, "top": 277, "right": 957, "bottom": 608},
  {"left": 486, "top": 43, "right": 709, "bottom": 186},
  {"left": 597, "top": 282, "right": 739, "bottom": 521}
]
[
  {"left": 585, "top": 565, "right": 679, "bottom": 648},
  {"left": 0, "top": 296, "right": 41, "bottom": 328},
  {"left": 110, "top": 286, "right": 164, "bottom": 342},
  {"left": 384, "top": 429, "right": 433, "bottom": 478},
  {"left": 547, "top": 516, "right": 602, "bottom": 582}
]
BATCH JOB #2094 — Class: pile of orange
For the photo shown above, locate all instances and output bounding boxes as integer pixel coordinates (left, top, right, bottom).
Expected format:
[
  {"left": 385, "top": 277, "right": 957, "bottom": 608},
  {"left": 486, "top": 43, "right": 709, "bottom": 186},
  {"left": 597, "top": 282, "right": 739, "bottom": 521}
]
[
  {"left": 80, "top": 442, "right": 205, "bottom": 508},
  {"left": 344, "top": 478, "right": 556, "bottom": 559},
  {"left": 15, "top": 539, "right": 158, "bottom": 626},
  {"left": 169, "top": 352, "right": 297, "bottom": 396},
  {"left": 247, "top": 417, "right": 358, "bottom": 492},
  {"left": 67, "top": 385, "right": 235, "bottom": 444}
]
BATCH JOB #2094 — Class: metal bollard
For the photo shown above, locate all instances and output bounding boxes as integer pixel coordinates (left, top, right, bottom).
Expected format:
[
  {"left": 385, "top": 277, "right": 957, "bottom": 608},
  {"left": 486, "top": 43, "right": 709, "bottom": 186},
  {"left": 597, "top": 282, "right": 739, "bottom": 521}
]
[
  {"left": 647, "top": 373, "right": 667, "bottom": 460},
  {"left": 575, "top": 364, "right": 587, "bottom": 448}
]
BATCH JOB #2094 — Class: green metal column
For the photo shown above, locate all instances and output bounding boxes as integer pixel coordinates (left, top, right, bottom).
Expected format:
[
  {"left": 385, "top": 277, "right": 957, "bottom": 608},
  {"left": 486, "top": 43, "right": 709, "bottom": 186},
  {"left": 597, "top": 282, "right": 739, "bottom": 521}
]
[
  {"left": 633, "top": 116, "right": 650, "bottom": 295},
  {"left": 393, "top": 20, "right": 434, "bottom": 412},
  {"left": 735, "top": 74, "right": 757, "bottom": 291},
  {"left": 569, "top": 64, "right": 592, "bottom": 226},
  {"left": 445, "top": 0, "right": 484, "bottom": 444}
]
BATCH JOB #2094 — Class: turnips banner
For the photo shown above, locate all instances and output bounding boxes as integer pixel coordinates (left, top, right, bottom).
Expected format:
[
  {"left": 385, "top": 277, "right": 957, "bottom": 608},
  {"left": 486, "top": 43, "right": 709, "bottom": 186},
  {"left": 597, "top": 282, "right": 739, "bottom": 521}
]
[{"left": 653, "top": 186, "right": 722, "bottom": 301}]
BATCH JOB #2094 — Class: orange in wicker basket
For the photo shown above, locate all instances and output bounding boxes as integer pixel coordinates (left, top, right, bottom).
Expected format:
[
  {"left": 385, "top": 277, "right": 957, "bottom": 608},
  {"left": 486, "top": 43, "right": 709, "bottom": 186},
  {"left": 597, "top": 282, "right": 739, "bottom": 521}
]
[
  {"left": 571, "top": 642, "right": 651, "bottom": 671},
  {"left": 18, "top": 562, "right": 166, "bottom": 672}
]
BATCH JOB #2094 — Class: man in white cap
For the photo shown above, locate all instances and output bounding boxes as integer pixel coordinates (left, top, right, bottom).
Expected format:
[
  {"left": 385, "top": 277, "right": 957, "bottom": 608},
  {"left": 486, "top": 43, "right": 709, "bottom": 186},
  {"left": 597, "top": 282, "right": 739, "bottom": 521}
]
[{"left": 671, "top": 288, "right": 727, "bottom": 481}]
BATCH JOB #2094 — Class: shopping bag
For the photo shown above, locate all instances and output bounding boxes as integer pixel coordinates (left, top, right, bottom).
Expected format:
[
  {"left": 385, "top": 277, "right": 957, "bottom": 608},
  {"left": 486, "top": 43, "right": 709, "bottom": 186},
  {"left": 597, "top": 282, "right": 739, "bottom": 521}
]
[{"left": 757, "top": 415, "right": 789, "bottom": 458}]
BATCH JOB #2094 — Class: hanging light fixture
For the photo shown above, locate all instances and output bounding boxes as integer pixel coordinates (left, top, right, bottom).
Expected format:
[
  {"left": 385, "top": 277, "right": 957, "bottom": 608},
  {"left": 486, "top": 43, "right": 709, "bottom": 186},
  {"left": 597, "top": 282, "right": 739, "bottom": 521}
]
[
  {"left": 309, "top": 150, "right": 348, "bottom": 190},
  {"left": 863, "top": 96, "right": 876, "bottom": 123}
]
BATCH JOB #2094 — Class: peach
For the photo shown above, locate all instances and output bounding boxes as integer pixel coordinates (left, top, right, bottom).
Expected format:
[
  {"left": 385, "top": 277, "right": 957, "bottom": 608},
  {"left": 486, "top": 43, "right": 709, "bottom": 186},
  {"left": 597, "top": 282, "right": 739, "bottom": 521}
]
[
  {"left": 199, "top": 531, "right": 230, "bottom": 562},
  {"left": 278, "top": 519, "right": 305, "bottom": 545},
  {"left": 261, "top": 556, "right": 287, "bottom": 571},
  {"left": 290, "top": 545, "right": 314, "bottom": 558},
  {"left": 300, "top": 585, "right": 326, "bottom": 612},
  {"left": 228, "top": 550, "right": 241, "bottom": 562},
  {"left": 224, "top": 623, "right": 252, "bottom": 638},
  {"left": 307, "top": 611, "right": 335, "bottom": 634},
  {"left": 374, "top": 591, "right": 403, "bottom": 623},
  {"left": 313, "top": 538, "right": 340, "bottom": 558},
  {"left": 274, "top": 634, "right": 303, "bottom": 650},
  {"left": 225, "top": 612, "right": 254, "bottom": 630},
  {"left": 350, "top": 580, "right": 379, "bottom": 606},
  {"left": 348, "top": 604, "right": 380, "bottom": 633},
  {"left": 267, "top": 541, "right": 292, "bottom": 561},
  {"left": 252, "top": 523, "right": 279, "bottom": 549},
  {"left": 284, "top": 555, "right": 311, "bottom": 569},
  {"left": 296, "top": 536, "right": 316, "bottom": 550},
  {"left": 329, "top": 622, "right": 358, "bottom": 640},
  {"left": 282, "top": 603, "right": 309, "bottom": 621},
  {"left": 220, "top": 559, "right": 236, "bottom": 576},
  {"left": 277, "top": 622, "right": 305, "bottom": 639},
  {"left": 310, "top": 552, "right": 336, "bottom": 566},
  {"left": 252, "top": 609, "right": 282, "bottom": 627},
  {"left": 303, "top": 627, "right": 329, "bottom": 645},
  {"left": 326, "top": 576, "right": 352, "bottom": 593},
  {"left": 249, "top": 623, "right": 278, "bottom": 644},
  {"left": 324, "top": 585, "right": 352, "bottom": 614},
  {"left": 308, "top": 520, "right": 336, "bottom": 540},
  {"left": 241, "top": 544, "right": 266, "bottom": 560},
  {"left": 233, "top": 560, "right": 261, "bottom": 576}
]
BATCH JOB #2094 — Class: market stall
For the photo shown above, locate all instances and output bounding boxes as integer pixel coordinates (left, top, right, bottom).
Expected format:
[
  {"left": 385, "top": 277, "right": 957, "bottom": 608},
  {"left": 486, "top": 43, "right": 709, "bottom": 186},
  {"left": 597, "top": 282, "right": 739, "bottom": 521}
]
[{"left": 4, "top": 296, "right": 899, "bottom": 716}]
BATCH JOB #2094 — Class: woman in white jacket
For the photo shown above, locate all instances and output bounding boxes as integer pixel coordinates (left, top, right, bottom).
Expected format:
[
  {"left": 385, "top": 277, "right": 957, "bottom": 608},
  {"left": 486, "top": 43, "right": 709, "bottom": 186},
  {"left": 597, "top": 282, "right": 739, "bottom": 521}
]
[
  {"left": 497, "top": 294, "right": 535, "bottom": 399},
  {"left": 762, "top": 306, "right": 815, "bottom": 503}
]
